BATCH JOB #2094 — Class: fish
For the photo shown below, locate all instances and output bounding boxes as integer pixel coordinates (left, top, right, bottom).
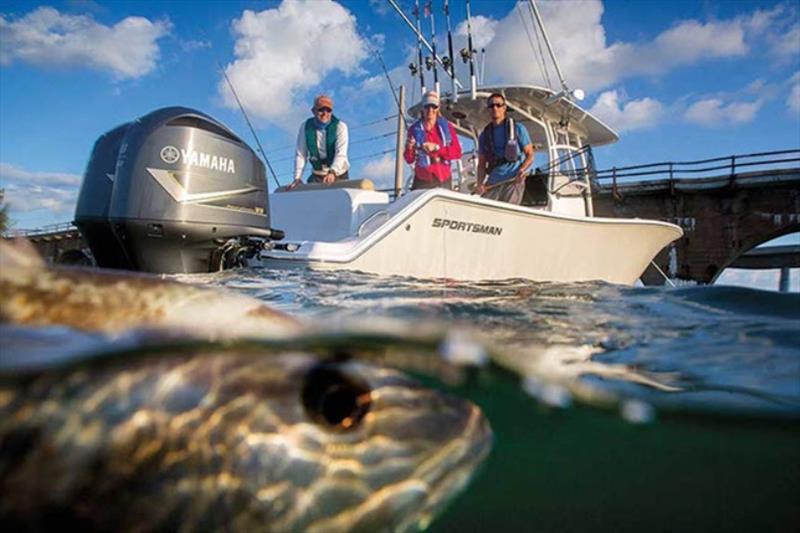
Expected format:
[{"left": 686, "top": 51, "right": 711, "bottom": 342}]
[
  {"left": 0, "top": 339, "right": 492, "bottom": 532},
  {"left": 0, "top": 238, "right": 300, "bottom": 338},
  {"left": 0, "top": 240, "right": 492, "bottom": 531}
]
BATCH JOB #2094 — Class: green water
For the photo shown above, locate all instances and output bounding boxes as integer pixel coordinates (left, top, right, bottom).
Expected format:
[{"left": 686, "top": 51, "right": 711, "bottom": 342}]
[{"left": 432, "top": 374, "right": 800, "bottom": 532}]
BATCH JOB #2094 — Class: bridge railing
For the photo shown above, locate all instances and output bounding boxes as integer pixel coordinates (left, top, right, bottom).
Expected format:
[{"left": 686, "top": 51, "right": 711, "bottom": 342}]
[
  {"left": 3, "top": 221, "right": 77, "bottom": 238},
  {"left": 593, "top": 148, "right": 800, "bottom": 191}
]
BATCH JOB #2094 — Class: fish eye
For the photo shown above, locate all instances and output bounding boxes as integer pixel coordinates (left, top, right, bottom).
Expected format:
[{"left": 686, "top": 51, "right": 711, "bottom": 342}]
[{"left": 302, "top": 364, "right": 372, "bottom": 430}]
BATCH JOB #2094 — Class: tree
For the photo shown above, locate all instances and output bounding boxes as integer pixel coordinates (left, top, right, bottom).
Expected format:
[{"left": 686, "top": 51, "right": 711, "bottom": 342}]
[{"left": 0, "top": 189, "right": 8, "bottom": 234}]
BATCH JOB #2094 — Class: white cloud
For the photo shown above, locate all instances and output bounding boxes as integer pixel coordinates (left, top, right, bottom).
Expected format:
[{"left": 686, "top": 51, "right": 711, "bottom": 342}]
[
  {"left": 744, "top": 4, "right": 800, "bottom": 61},
  {"left": 219, "top": 0, "right": 370, "bottom": 130},
  {"left": 0, "top": 162, "right": 80, "bottom": 216},
  {"left": 360, "top": 153, "right": 397, "bottom": 189},
  {"left": 463, "top": 0, "right": 781, "bottom": 94},
  {"left": 788, "top": 72, "right": 800, "bottom": 113},
  {"left": 588, "top": 90, "right": 663, "bottom": 132},
  {"left": 684, "top": 98, "right": 762, "bottom": 127},
  {"left": 456, "top": 15, "right": 498, "bottom": 50},
  {"left": 0, "top": 6, "right": 170, "bottom": 79}
]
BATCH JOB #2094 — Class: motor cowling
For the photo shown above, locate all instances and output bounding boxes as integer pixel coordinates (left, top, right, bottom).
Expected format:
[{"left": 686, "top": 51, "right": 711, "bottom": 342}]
[{"left": 75, "top": 106, "right": 279, "bottom": 274}]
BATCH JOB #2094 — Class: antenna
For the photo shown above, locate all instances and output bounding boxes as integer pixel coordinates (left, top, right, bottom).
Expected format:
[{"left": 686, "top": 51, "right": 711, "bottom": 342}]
[
  {"left": 465, "top": 0, "right": 477, "bottom": 99},
  {"left": 527, "top": 0, "right": 569, "bottom": 95},
  {"left": 414, "top": 0, "right": 427, "bottom": 95},
  {"left": 444, "top": 0, "right": 458, "bottom": 101},
  {"left": 218, "top": 62, "right": 280, "bottom": 188}
]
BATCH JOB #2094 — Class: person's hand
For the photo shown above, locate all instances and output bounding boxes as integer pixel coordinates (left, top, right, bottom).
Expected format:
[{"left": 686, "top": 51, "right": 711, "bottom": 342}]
[
  {"left": 422, "top": 142, "right": 438, "bottom": 153},
  {"left": 474, "top": 182, "right": 486, "bottom": 195},
  {"left": 323, "top": 171, "right": 336, "bottom": 184},
  {"left": 406, "top": 137, "right": 416, "bottom": 150},
  {"left": 287, "top": 179, "right": 302, "bottom": 190},
  {"left": 515, "top": 170, "right": 527, "bottom": 184}
]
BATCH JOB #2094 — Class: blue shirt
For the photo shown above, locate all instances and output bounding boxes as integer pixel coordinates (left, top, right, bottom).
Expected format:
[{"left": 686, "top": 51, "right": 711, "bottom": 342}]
[{"left": 478, "top": 120, "right": 532, "bottom": 185}]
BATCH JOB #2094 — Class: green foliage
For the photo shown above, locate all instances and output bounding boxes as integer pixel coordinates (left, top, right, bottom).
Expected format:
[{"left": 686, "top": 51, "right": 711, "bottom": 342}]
[{"left": 0, "top": 189, "right": 8, "bottom": 234}]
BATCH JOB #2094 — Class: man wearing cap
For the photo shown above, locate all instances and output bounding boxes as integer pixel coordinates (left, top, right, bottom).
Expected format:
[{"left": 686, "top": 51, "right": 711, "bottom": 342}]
[
  {"left": 289, "top": 94, "right": 350, "bottom": 189},
  {"left": 403, "top": 91, "right": 462, "bottom": 190}
]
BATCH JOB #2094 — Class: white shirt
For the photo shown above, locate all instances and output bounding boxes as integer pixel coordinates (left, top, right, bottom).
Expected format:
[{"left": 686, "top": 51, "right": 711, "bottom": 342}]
[{"left": 293, "top": 119, "right": 350, "bottom": 182}]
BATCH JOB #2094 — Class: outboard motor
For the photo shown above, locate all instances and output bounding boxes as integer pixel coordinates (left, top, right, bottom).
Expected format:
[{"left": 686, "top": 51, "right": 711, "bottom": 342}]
[
  {"left": 74, "top": 123, "right": 134, "bottom": 269},
  {"left": 75, "top": 106, "right": 282, "bottom": 274}
]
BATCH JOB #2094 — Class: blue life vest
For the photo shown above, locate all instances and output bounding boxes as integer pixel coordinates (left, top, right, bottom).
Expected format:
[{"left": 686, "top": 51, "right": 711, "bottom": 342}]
[{"left": 411, "top": 117, "right": 452, "bottom": 168}]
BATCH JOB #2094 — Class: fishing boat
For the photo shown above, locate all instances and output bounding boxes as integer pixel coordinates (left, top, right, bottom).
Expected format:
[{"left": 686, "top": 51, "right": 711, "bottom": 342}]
[
  {"left": 261, "top": 85, "right": 680, "bottom": 284},
  {"left": 259, "top": 1, "right": 682, "bottom": 284}
]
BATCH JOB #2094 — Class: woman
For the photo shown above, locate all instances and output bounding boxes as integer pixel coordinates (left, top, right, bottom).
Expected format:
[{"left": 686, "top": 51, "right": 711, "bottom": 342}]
[{"left": 403, "top": 91, "right": 462, "bottom": 190}]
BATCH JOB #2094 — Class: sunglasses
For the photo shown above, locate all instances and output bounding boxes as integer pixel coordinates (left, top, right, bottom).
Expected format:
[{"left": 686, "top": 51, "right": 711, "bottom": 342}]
[
  {"left": 488, "top": 102, "right": 505, "bottom": 109},
  {"left": 423, "top": 104, "right": 439, "bottom": 110},
  {"left": 316, "top": 107, "right": 333, "bottom": 113}
]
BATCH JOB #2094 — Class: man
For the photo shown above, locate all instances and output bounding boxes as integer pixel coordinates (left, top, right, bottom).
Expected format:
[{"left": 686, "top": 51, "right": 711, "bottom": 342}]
[
  {"left": 289, "top": 95, "right": 349, "bottom": 189},
  {"left": 475, "top": 93, "right": 534, "bottom": 204},
  {"left": 403, "top": 91, "right": 462, "bottom": 190}
]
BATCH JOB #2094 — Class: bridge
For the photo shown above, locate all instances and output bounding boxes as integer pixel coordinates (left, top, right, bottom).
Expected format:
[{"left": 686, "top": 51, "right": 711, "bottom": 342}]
[
  {"left": 3, "top": 222, "right": 90, "bottom": 265},
  {"left": 592, "top": 149, "right": 800, "bottom": 286}
]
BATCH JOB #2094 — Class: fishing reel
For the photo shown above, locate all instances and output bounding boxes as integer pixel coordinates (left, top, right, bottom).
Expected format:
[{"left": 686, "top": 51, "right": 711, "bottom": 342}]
[
  {"left": 408, "top": 62, "right": 418, "bottom": 76},
  {"left": 425, "top": 56, "right": 434, "bottom": 71},
  {"left": 459, "top": 47, "right": 475, "bottom": 63}
]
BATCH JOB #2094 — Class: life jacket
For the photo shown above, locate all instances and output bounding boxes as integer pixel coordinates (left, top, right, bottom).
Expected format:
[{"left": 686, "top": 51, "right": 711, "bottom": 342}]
[
  {"left": 481, "top": 117, "right": 521, "bottom": 172},
  {"left": 304, "top": 116, "right": 340, "bottom": 171},
  {"left": 411, "top": 117, "right": 452, "bottom": 168}
]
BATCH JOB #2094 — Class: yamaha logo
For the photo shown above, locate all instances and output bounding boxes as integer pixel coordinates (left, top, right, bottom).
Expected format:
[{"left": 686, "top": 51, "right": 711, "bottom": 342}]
[{"left": 160, "top": 145, "right": 180, "bottom": 164}]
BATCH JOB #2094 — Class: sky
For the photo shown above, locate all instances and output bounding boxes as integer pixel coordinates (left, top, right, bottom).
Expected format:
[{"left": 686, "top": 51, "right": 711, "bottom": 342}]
[{"left": 0, "top": 0, "right": 798, "bottom": 287}]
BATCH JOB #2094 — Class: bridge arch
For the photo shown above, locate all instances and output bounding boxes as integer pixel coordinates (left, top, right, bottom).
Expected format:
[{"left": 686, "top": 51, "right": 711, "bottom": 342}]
[{"left": 711, "top": 227, "right": 800, "bottom": 285}]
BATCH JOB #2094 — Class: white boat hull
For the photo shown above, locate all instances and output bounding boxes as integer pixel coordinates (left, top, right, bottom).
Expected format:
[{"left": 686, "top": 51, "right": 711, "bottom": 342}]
[{"left": 262, "top": 188, "right": 682, "bottom": 285}]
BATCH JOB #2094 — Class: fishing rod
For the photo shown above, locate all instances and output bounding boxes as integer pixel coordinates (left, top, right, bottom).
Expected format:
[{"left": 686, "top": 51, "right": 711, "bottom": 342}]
[
  {"left": 218, "top": 62, "right": 280, "bottom": 188},
  {"left": 426, "top": 1, "right": 440, "bottom": 95},
  {"left": 387, "top": 0, "right": 463, "bottom": 89},
  {"left": 414, "top": 0, "right": 426, "bottom": 95},
  {"left": 443, "top": 0, "right": 458, "bottom": 101},
  {"left": 464, "top": 0, "right": 477, "bottom": 99}
]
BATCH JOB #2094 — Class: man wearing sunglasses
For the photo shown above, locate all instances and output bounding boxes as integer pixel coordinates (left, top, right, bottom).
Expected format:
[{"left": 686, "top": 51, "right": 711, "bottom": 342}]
[
  {"left": 289, "top": 94, "right": 350, "bottom": 189},
  {"left": 475, "top": 93, "right": 534, "bottom": 204},
  {"left": 403, "top": 91, "right": 462, "bottom": 190}
]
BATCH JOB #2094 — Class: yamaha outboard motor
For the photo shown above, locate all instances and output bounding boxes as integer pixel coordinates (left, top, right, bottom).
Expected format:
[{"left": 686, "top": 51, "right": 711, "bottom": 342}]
[
  {"left": 74, "top": 123, "right": 134, "bottom": 269},
  {"left": 75, "top": 106, "right": 282, "bottom": 274}
]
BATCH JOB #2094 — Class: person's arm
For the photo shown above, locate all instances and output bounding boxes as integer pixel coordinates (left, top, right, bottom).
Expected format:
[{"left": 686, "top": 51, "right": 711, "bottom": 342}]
[
  {"left": 329, "top": 121, "right": 349, "bottom": 180},
  {"left": 514, "top": 124, "right": 534, "bottom": 182},
  {"left": 437, "top": 122, "right": 462, "bottom": 161},
  {"left": 289, "top": 124, "right": 307, "bottom": 189},
  {"left": 475, "top": 153, "right": 488, "bottom": 194},
  {"left": 404, "top": 125, "right": 416, "bottom": 164},
  {"left": 515, "top": 143, "right": 535, "bottom": 183},
  {"left": 475, "top": 132, "right": 488, "bottom": 194}
]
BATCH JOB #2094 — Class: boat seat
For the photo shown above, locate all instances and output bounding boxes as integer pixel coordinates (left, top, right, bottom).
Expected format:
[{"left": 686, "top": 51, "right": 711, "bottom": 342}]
[
  {"left": 522, "top": 170, "right": 549, "bottom": 206},
  {"left": 275, "top": 178, "right": 375, "bottom": 193}
]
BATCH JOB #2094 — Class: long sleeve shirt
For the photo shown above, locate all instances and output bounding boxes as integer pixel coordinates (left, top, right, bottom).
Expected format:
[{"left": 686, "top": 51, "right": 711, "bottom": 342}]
[
  {"left": 293, "top": 119, "right": 350, "bottom": 182},
  {"left": 403, "top": 120, "right": 462, "bottom": 183}
]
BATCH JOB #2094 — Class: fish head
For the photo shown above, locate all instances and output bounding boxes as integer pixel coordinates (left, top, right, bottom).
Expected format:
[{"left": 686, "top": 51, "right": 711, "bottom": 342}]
[{"left": 218, "top": 353, "right": 493, "bottom": 532}]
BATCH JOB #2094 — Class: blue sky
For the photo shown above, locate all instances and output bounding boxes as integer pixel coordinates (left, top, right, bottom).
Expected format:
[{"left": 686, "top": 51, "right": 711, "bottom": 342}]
[{"left": 1, "top": 0, "right": 798, "bottom": 235}]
